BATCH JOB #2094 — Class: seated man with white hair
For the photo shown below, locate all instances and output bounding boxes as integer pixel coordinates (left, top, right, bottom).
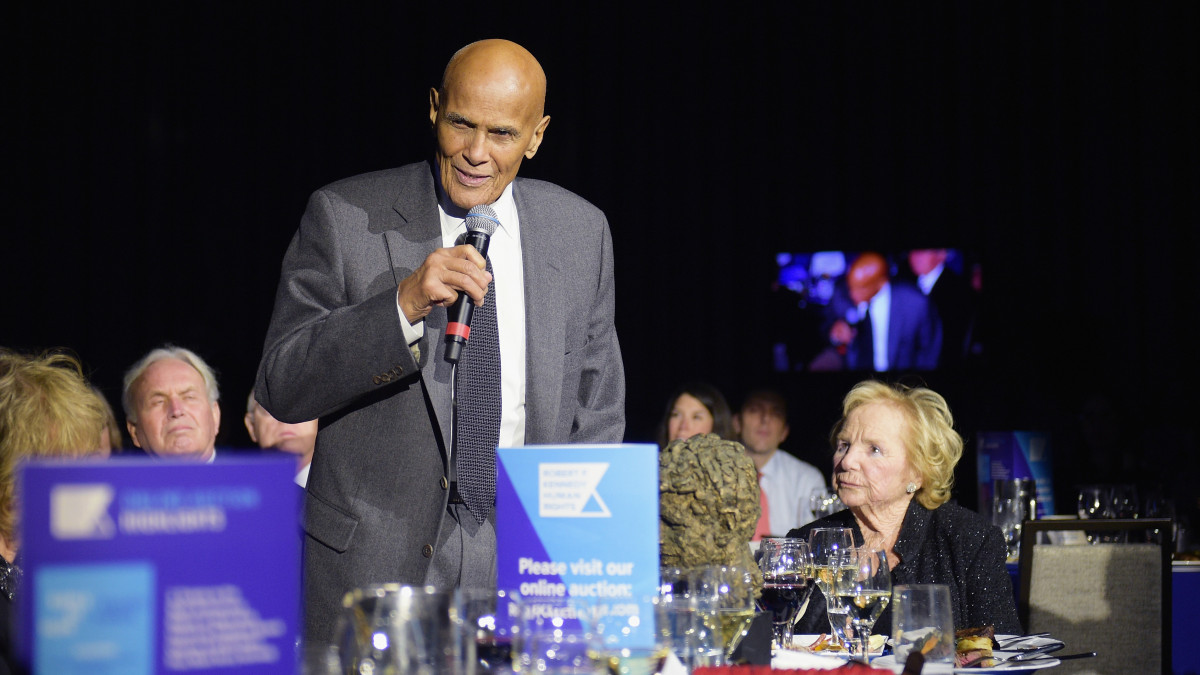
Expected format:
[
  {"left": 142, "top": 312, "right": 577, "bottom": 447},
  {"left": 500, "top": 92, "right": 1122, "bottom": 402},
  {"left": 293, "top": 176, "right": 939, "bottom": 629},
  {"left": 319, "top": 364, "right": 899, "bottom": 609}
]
[
  {"left": 123, "top": 345, "right": 221, "bottom": 462},
  {"left": 244, "top": 389, "right": 317, "bottom": 486}
]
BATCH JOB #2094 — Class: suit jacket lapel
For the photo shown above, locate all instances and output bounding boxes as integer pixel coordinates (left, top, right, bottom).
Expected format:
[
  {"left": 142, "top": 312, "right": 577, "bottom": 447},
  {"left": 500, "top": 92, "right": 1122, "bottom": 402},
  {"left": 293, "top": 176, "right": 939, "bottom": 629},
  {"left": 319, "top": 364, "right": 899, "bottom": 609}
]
[
  {"left": 384, "top": 162, "right": 456, "bottom": 448},
  {"left": 515, "top": 181, "right": 566, "bottom": 444}
]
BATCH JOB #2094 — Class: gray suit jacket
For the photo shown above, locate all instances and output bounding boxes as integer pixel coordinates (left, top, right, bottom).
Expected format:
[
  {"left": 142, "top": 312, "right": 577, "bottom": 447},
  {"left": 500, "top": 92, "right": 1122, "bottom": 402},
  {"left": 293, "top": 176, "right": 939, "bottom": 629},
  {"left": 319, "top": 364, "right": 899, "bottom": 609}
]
[{"left": 256, "top": 161, "right": 625, "bottom": 642}]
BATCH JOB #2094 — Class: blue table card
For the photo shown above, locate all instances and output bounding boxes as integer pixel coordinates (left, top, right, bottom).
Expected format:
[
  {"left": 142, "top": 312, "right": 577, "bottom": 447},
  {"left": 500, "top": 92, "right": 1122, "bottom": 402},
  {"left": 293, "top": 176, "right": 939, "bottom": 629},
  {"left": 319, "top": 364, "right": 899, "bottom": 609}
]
[
  {"left": 496, "top": 444, "right": 659, "bottom": 648},
  {"left": 18, "top": 455, "right": 301, "bottom": 675}
]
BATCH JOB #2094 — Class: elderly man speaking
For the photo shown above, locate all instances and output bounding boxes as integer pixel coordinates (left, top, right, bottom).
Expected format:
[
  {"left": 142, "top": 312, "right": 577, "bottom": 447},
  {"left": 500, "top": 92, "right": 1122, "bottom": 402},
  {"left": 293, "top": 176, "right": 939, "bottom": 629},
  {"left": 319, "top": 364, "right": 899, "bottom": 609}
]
[{"left": 256, "top": 39, "right": 625, "bottom": 642}]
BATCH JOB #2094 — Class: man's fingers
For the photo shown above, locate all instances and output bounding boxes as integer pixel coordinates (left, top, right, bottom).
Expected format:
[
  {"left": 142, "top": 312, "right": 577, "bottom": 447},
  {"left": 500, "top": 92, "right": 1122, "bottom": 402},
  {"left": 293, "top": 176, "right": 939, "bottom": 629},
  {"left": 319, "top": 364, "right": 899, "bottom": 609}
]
[{"left": 396, "top": 247, "right": 493, "bottom": 323}]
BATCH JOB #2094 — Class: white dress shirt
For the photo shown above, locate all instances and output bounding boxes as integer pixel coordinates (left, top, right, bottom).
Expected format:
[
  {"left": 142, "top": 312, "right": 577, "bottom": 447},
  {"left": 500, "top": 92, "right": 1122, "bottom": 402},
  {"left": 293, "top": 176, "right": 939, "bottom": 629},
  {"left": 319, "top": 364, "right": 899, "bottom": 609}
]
[
  {"left": 396, "top": 183, "right": 527, "bottom": 450},
  {"left": 759, "top": 449, "right": 828, "bottom": 535},
  {"left": 916, "top": 262, "right": 945, "bottom": 296}
]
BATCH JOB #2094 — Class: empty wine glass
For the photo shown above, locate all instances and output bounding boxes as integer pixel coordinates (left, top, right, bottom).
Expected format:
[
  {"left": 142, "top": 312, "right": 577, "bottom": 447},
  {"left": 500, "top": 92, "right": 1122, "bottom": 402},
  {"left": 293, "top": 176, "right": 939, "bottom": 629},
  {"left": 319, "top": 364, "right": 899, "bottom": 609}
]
[
  {"left": 836, "top": 548, "right": 890, "bottom": 663},
  {"left": 809, "top": 527, "right": 855, "bottom": 647},
  {"left": 584, "top": 596, "right": 673, "bottom": 675},
  {"left": 1077, "top": 484, "right": 1109, "bottom": 544},
  {"left": 332, "top": 585, "right": 461, "bottom": 675},
  {"left": 809, "top": 488, "right": 845, "bottom": 520},
  {"left": 520, "top": 598, "right": 600, "bottom": 675},
  {"left": 756, "top": 538, "right": 815, "bottom": 651},
  {"left": 992, "top": 497, "right": 1024, "bottom": 561}
]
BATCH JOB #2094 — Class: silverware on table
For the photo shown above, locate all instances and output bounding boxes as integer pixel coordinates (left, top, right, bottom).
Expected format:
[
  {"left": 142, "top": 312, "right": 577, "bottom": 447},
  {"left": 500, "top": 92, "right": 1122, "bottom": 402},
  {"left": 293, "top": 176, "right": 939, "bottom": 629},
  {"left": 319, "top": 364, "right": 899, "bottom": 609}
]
[{"left": 960, "top": 642, "right": 1064, "bottom": 668}]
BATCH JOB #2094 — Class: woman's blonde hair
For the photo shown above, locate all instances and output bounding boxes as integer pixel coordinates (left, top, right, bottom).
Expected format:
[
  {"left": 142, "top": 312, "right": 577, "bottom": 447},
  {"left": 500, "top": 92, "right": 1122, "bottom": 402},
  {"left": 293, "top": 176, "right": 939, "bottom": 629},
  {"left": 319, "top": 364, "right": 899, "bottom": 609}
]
[
  {"left": 832, "top": 380, "right": 963, "bottom": 509},
  {"left": 0, "top": 349, "right": 108, "bottom": 547}
]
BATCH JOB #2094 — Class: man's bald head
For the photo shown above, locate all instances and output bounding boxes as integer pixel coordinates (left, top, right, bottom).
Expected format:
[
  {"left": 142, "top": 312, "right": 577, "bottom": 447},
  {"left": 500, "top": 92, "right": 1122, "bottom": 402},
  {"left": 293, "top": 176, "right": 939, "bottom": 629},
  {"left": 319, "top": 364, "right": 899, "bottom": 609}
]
[
  {"left": 430, "top": 39, "right": 551, "bottom": 210},
  {"left": 848, "top": 251, "right": 889, "bottom": 304},
  {"left": 441, "top": 39, "right": 548, "bottom": 115}
]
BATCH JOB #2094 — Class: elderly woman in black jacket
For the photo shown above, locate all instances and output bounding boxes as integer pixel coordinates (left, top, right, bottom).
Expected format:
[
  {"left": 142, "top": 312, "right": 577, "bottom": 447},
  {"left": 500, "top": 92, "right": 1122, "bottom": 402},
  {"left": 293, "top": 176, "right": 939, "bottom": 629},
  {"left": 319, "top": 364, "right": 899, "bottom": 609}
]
[{"left": 789, "top": 380, "right": 1020, "bottom": 636}]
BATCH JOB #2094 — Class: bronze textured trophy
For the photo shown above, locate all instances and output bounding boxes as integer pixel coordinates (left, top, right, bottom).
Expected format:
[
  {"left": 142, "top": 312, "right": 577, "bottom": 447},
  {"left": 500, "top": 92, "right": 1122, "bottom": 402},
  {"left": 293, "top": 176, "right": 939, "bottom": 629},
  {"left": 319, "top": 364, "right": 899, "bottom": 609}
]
[{"left": 659, "top": 433, "right": 762, "bottom": 593}]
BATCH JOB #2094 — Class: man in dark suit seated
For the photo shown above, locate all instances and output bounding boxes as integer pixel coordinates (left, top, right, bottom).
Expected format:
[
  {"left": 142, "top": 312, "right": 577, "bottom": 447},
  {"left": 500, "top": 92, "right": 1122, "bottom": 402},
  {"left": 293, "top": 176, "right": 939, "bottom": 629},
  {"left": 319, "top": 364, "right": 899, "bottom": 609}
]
[
  {"left": 822, "top": 251, "right": 943, "bottom": 372},
  {"left": 255, "top": 39, "right": 625, "bottom": 643}
]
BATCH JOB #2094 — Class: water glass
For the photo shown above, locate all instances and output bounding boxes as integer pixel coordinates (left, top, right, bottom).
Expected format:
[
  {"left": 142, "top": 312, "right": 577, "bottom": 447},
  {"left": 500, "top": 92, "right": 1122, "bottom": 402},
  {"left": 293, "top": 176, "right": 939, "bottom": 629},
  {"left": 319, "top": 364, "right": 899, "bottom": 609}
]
[
  {"left": 691, "top": 564, "right": 757, "bottom": 661},
  {"left": 891, "top": 584, "right": 954, "bottom": 664},
  {"left": 658, "top": 569, "right": 723, "bottom": 669},
  {"left": 332, "top": 584, "right": 463, "bottom": 675}
]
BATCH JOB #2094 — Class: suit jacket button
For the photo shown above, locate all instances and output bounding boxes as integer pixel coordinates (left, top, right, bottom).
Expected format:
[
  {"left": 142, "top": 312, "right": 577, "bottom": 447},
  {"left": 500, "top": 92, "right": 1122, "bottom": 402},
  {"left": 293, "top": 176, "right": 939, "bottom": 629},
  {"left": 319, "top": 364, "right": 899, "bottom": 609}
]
[
  {"left": 440, "top": 476, "right": 449, "bottom": 489},
  {"left": 422, "top": 544, "right": 434, "bottom": 558}
]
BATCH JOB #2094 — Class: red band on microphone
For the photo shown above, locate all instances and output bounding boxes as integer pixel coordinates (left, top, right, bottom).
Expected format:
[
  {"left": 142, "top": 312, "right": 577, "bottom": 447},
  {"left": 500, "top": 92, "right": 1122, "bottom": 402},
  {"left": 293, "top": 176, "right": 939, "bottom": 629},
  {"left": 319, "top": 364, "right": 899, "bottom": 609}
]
[{"left": 446, "top": 322, "right": 471, "bottom": 340}]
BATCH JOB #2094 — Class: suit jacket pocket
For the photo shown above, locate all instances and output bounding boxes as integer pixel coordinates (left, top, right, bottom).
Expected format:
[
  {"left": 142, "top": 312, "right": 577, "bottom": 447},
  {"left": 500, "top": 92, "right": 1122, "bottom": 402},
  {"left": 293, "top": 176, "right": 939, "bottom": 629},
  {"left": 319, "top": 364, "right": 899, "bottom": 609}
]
[{"left": 305, "top": 490, "right": 359, "bottom": 553}]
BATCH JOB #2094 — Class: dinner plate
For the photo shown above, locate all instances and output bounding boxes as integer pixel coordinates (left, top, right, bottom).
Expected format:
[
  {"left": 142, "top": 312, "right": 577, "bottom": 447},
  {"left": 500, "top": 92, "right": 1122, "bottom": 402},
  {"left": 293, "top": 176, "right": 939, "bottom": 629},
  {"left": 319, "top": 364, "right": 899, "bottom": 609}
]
[{"left": 870, "top": 652, "right": 1062, "bottom": 673}]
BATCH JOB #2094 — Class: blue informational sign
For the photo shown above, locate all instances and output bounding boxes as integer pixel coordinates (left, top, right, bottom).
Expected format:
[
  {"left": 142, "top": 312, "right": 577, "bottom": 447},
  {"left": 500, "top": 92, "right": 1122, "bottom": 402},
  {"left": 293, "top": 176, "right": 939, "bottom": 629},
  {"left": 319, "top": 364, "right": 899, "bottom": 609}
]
[
  {"left": 18, "top": 455, "right": 302, "bottom": 675},
  {"left": 976, "top": 431, "right": 1056, "bottom": 516},
  {"left": 496, "top": 444, "right": 659, "bottom": 647}
]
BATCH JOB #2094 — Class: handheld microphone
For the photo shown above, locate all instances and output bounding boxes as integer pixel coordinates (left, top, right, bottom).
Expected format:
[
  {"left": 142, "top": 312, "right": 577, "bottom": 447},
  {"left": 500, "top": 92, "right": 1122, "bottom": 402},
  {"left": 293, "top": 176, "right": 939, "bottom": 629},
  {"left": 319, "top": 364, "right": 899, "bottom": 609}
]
[{"left": 444, "top": 204, "right": 500, "bottom": 364}]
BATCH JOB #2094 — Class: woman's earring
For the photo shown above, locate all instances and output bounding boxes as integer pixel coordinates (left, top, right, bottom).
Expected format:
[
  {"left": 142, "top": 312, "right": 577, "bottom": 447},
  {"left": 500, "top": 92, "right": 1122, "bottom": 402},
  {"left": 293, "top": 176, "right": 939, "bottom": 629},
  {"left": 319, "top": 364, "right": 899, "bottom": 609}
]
[{"left": 906, "top": 483, "right": 917, "bottom": 494}]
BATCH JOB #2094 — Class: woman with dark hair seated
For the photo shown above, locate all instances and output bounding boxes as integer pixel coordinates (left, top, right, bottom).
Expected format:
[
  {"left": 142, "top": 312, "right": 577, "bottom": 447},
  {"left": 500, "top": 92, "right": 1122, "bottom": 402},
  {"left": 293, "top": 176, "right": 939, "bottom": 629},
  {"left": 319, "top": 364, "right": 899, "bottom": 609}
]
[
  {"left": 790, "top": 380, "right": 1020, "bottom": 635},
  {"left": 655, "top": 381, "right": 734, "bottom": 448}
]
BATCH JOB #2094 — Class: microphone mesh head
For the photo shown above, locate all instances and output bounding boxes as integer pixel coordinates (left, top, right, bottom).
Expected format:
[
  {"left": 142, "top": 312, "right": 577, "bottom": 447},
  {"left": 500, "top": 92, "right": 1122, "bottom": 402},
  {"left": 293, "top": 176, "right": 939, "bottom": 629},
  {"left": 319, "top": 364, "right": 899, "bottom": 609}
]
[{"left": 465, "top": 204, "right": 500, "bottom": 236}]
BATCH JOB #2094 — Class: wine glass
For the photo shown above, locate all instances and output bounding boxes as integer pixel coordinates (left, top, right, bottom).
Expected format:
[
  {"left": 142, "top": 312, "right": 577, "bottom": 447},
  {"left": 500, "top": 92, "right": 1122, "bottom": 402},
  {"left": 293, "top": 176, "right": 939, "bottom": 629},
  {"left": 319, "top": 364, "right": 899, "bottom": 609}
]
[
  {"left": 460, "top": 588, "right": 523, "bottom": 675},
  {"left": 520, "top": 597, "right": 602, "bottom": 675},
  {"left": 1077, "top": 484, "right": 1109, "bottom": 544},
  {"left": 691, "top": 565, "right": 756, "bottom": 662},
  {"left": 584, "top": 596, "right": 673, "bottom": 675},
  {"left": 809, "top": 488, "right": 845, "bottom": 520},
  {"left": 332, "top": 585, "right": 462, "bottom": 675},
  {"left": 658, "top": 567, "right": 723, "bottom": 669},
  {"left": 836, "top": 548, "right": 890, "bottom": 662},
  {"left": 991, "top": 497, "right": 1023, "bottom": 561},
  {"left": 756, "top": 538, "right": 815, "bottom": 651},
  {"left": 809, "top": 527, "right": 855, "bottom": 647}
]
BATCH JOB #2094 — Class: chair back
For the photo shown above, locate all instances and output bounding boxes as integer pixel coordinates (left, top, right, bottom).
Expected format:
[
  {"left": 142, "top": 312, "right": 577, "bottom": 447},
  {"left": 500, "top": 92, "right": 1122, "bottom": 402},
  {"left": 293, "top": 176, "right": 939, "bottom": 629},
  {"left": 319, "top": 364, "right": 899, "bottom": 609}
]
[{"left": 1017, "top": 518, "right": 1171, "bottom": 675}]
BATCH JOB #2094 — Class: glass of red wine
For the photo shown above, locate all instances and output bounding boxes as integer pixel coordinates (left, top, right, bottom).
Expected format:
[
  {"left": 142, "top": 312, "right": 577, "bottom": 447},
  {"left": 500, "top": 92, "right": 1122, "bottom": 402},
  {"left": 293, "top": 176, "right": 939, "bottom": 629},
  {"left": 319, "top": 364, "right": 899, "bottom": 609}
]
[{"left": 756, "top": 537, "right": 815, "bottom": 651}]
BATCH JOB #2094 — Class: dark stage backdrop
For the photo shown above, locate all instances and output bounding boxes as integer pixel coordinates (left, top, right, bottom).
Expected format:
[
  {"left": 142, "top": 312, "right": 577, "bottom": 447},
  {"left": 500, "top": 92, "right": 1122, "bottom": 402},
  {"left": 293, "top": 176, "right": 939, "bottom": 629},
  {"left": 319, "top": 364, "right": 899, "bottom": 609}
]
[{"left": 7, "top": 3, "right": 1199, "bottom": 515}]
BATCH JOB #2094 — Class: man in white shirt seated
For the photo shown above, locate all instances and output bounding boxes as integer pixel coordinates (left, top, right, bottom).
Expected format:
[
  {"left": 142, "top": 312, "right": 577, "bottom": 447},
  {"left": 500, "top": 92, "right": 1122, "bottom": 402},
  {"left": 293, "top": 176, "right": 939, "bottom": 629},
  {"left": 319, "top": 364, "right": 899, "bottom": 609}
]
[
  {"left": 733, "top": 389, "right": 827, "bottom": 539},
  {"left": 244, "top": 389, "right": 317, "bottom": 487},
  {"left": 123, "top": 345, "right": 220, "bottom": 463}
]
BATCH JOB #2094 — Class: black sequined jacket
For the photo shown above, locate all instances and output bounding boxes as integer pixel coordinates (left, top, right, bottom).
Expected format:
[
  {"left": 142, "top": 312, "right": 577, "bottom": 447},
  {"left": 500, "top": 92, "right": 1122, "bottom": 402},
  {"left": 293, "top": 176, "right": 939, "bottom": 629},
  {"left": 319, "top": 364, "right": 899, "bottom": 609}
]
[
  {"left": 788, "top": 499, "right": 1022, "bottom": 635},
  {"left": 0, "top": 556, "right": 18, "bottom": 675}
]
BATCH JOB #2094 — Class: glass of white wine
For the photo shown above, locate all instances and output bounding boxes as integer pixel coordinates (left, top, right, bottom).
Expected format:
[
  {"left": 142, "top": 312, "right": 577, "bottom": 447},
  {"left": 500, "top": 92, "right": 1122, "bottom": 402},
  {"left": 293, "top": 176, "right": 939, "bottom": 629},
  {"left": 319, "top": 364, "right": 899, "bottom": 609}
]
[
  {"left": 691, "top": 565, "right": 757, "bottom": 663},
  {"left": 809, "top": 527, "right": 855, "bottom": 647},
  {"left": 836, "top": 548, "right": 890, "bottom": 663}
]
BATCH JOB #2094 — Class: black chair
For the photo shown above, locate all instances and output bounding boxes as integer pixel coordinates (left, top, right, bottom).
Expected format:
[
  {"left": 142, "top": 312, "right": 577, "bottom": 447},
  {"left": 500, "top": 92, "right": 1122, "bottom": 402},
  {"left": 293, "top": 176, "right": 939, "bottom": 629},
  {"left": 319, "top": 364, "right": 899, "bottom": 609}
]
[{"left": 1017, "top": 518, "right": 1172, "bottom": 675}]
